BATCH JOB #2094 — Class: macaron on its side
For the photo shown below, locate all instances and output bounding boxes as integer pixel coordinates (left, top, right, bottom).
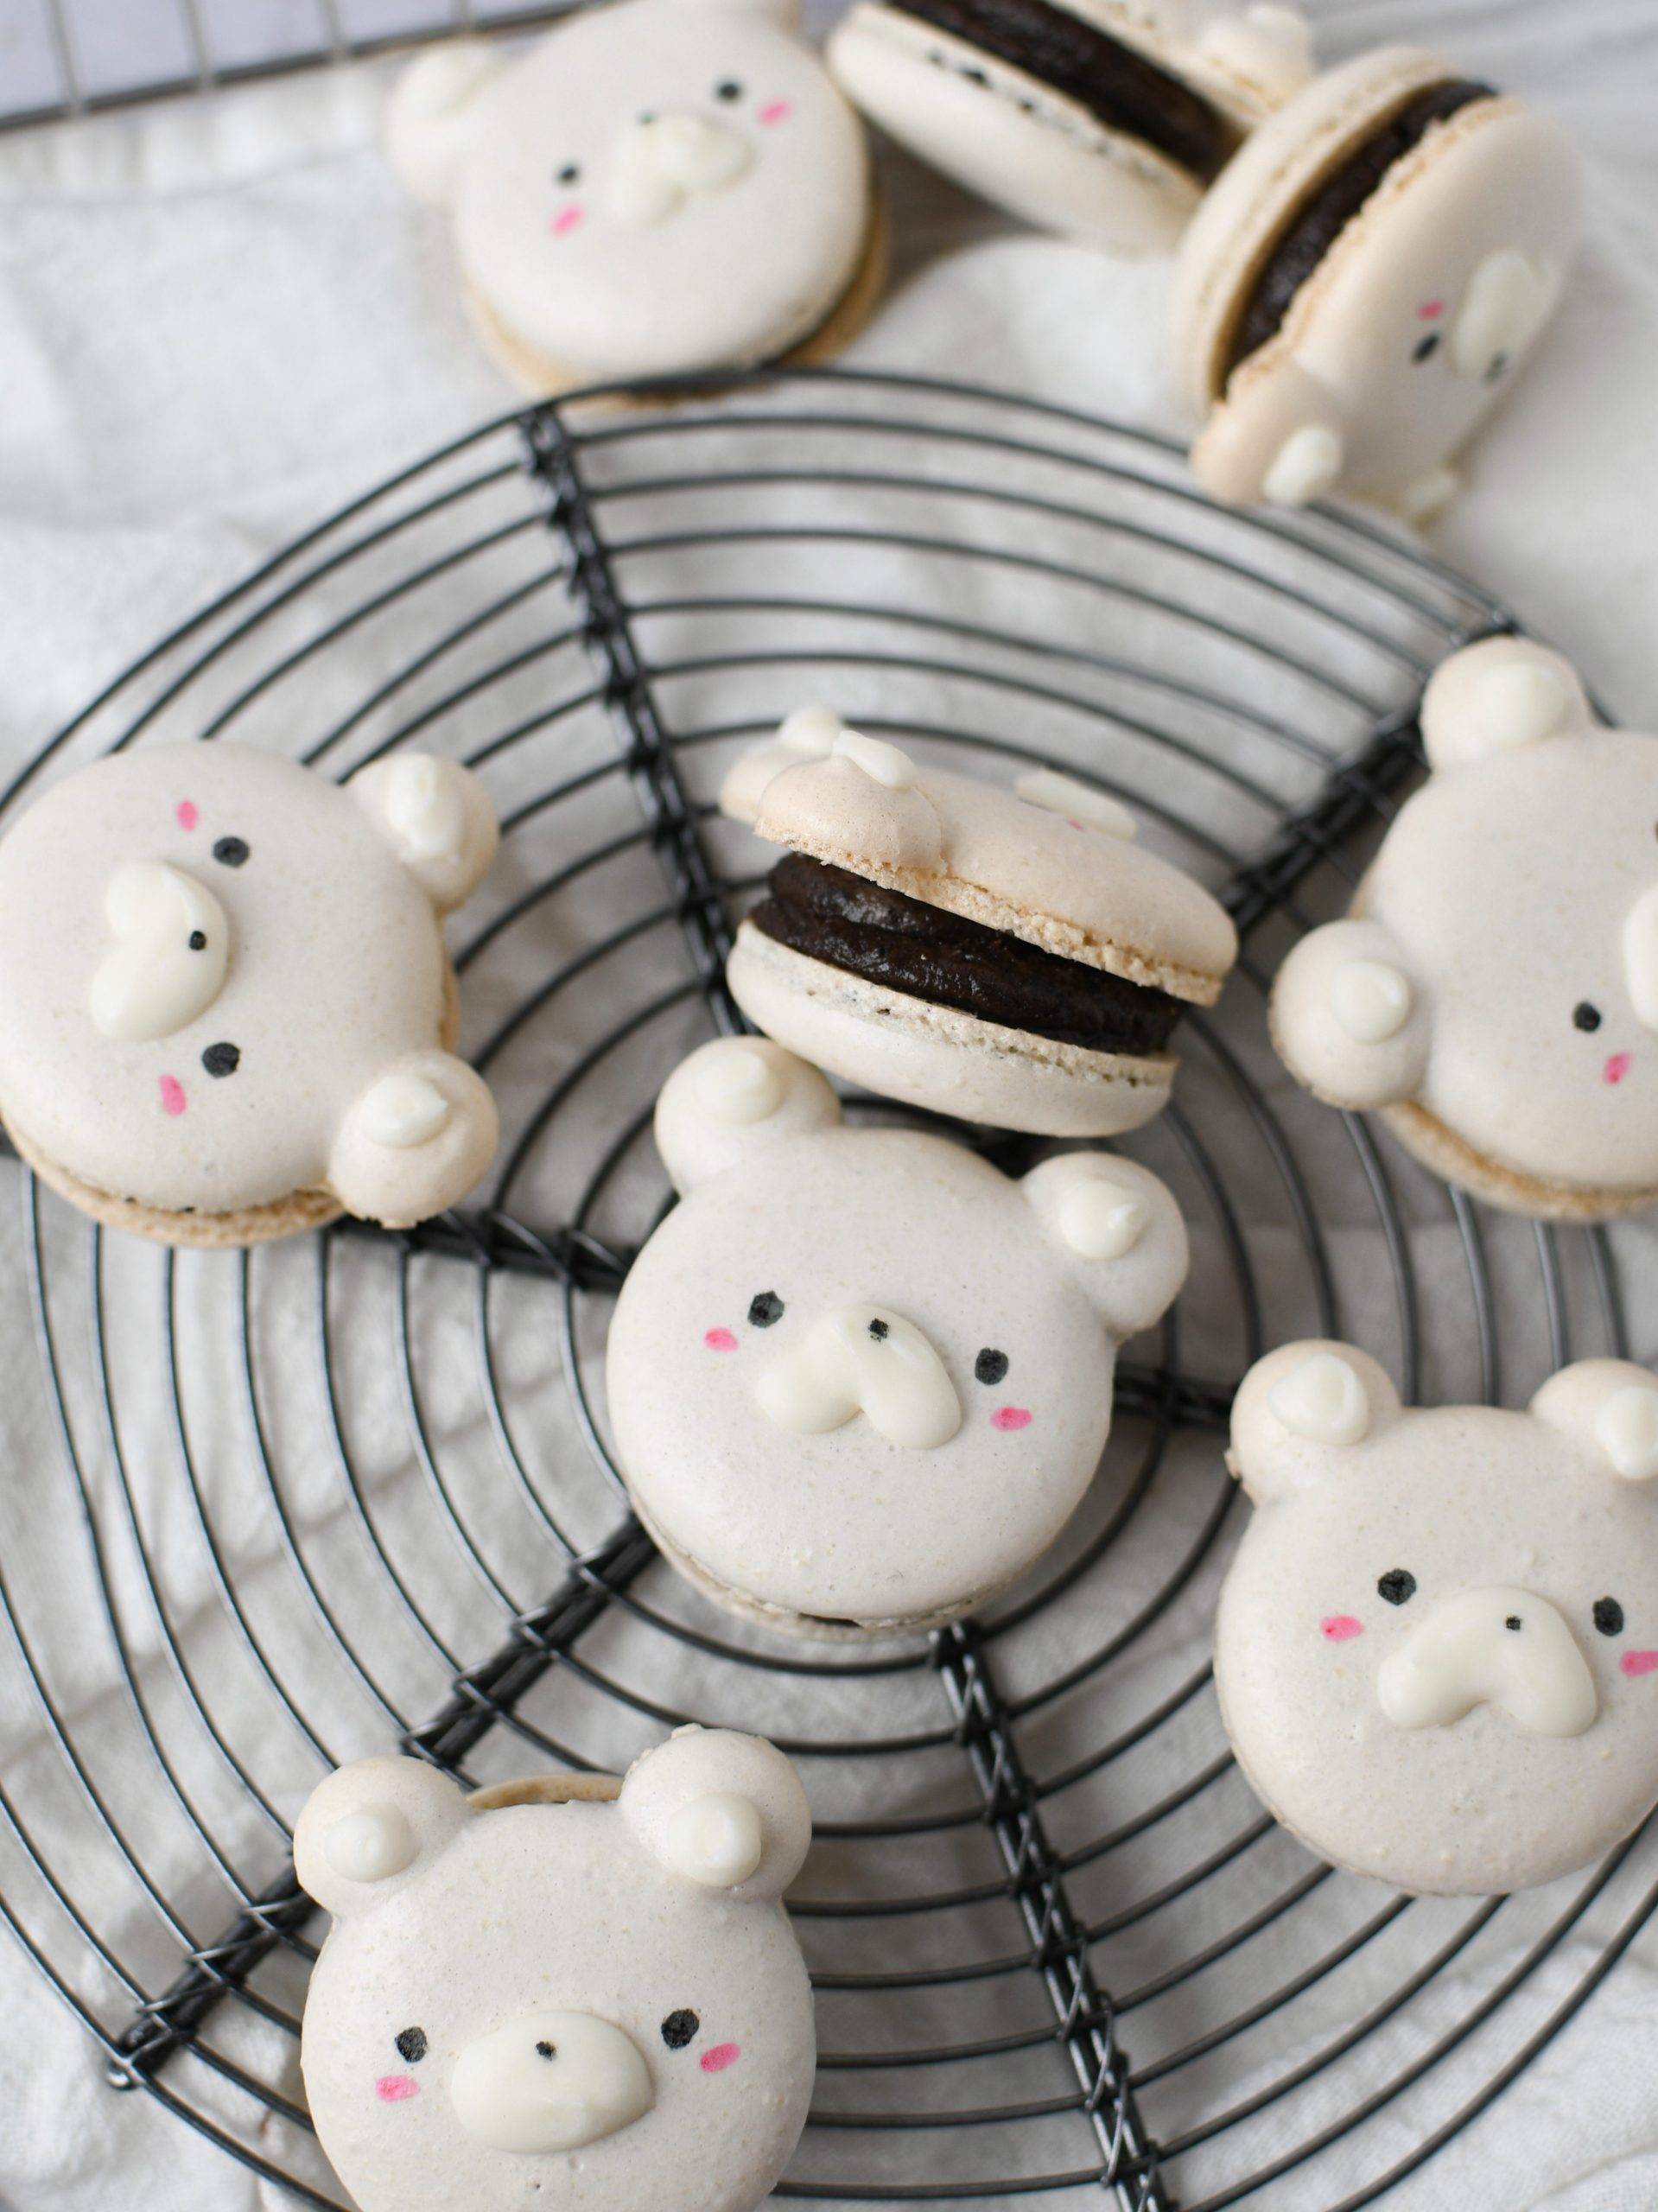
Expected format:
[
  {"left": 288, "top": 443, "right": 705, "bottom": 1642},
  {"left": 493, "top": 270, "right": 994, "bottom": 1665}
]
[{"left": 1171, "top": 45, "right": 1468, "bottom": 416}]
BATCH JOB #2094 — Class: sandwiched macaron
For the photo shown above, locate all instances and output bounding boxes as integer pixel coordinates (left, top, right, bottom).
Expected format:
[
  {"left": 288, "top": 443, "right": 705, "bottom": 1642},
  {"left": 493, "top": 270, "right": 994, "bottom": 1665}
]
[
  {"left": 720, "top": 709, "right": 1237, "bottom": 1135},
  {"left": 1170, "top": 45, "right": 1580, "bottom": 518},
  {"left": 828, "top": 0, "right": 1311, "bottom": 253}
]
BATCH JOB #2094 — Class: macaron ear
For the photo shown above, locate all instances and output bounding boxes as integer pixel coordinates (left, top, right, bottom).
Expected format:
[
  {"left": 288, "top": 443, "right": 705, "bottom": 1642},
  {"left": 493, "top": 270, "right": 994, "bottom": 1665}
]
[
  {"left": 349, "top": 754, "right": 500, "bottom": 912},
  {"left": 1190, "top": 359, "right": 1349, "bottom": 509},
  {"left": 745, "top": 722, "right": 946, "bottom": 874},
  {"left": 720, "top": 705, "right": 842, "bottom": 828},
  {"left": 654, "top": 1038, "right": 841, "bottom": 1195},
  {"left": 1195, "top": 4, "right": 1314, "bottom": 105},
  {"left": 329, "top": 1051, "right": 499, "bottom": 1226},
  {"left": 1530, "top": 1360, "right": 1658, "bottom": 1484},
  {"left": 620, "top": 1727, "right": 811, "bottom": 1902},
  {"left": 295, "top": 1755, "right": 471, "bottom": 1920},
  {"left": 384, "top": 42, "right": 504, "bottom": 207},
  {"left": 1020, "top": 1154, "right": 1189, "bottom": 1346},
  {"left": 1418, "top": 638, "right": 1594, "bottom": 772},
  {"left": 1228, "top": 1340, "right": 1401, "bottom": 1503},
  {"left": 1269, "top": 918, "right": 1430, "bottom": 1114}
]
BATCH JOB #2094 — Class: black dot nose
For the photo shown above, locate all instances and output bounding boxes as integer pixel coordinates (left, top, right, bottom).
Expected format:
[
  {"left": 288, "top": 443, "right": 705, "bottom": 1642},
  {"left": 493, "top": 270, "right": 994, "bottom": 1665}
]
[
  {"left": 535, "top": 2039, "right": 557, "bottom": 2060},
  {"left": 867, "top": 1318, "right": 889, "bottom": 1341},
  {"left": 1505, "top": 1615, "right": 1522, "bottom": 1632}
]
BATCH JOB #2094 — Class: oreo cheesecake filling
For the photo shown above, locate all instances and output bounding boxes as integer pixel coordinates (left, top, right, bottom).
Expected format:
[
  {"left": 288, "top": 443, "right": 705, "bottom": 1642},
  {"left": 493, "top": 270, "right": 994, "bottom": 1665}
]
[
  {"left": 1223, "top": 78, "right": 1496, "bottom": 382},
  {"left": 752, "top": 852, "right": 1184, "bottom": 1057},
  {"left": 890, "top": 0, "right": 1241, "bottom": 183}
]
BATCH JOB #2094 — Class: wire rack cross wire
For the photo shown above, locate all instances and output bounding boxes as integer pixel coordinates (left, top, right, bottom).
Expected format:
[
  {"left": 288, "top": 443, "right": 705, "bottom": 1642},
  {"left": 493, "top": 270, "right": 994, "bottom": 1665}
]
[{"left": 0, "top": 367, "right": 1652, "bottom": 2212}]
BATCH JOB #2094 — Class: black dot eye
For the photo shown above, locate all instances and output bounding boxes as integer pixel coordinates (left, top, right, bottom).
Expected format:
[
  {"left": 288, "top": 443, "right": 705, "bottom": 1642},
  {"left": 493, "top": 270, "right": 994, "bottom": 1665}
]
[
  {"left": 1574, "top": 1001, "right": 1602, "bottom": 1033},
  {"left": 187, "top": 930, "right": 207, "bottom": 951},
  {"left": 975, "top": 1348, "right": 1009, "bottom": 1387},
  {"left": 661, "top": 2009, "right": 700, "bottom": 2050},
  {"left": 1412, "top": 331, "right": 1440, "bottom": 363},
  {"left": 715, "top": 79, "right": 742, "bottom": 101},
  {"left": 213, "top": 836, "right": 249, "bottom": 868},
  {"left": 747, "top": 1291, "right": 784, "bottom": 1328},
  {"left": 201, "top": 1042, "right": 240, "bottom": 1078},
  {"left": 1595, "top": 1596, "right": 1625, "bottom": 1637},
  {"left": 536, "top": 2039, "right": 556, "bottom": 2060},
  {"left": 555, "top": 162, "right": 581, "bottom": 186},
  {"left": 394, "top": 2026, "right": 427, "bottom": 2064},
  {"left": 1377, "top": 1569, "right": 1416, "bottom": 1606},
  {"left": 867, "top": 1318, "right": 889, "bottom": 1341},
  {"left": 1485, "top": 350, "right": 1510, "bottom": 383}
]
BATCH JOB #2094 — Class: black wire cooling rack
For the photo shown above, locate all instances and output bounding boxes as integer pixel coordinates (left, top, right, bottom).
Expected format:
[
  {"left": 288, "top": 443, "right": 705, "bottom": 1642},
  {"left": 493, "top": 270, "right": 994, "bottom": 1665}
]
[{"left": 0, "top": 366, "right": 1651, "bottom": 2212}]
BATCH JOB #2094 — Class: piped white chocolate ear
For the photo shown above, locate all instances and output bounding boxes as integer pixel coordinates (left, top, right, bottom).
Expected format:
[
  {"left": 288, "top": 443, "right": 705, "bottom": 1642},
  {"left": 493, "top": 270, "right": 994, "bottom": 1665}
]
[
  {"left": 833, "top": 728, "right": 918, "bottom": 790},
  {"left": 1530, "top": 1360, "right": 1658, "bottom": 1482},
  {"left": 90, "top": 862, "right": 229, "bottom": 1042},
  {"left": 653, "top": 1038, "right": 840, "bottom": 1194},
  {"left": 1268, "top": 918, "right": 1431, "bottom": 1113},
  {"left": 1228, "top": 1339, "right": 1401, "bottom": 1502},
  {"left": 329, "top": 1050, "right": 499, "bottom": 1227},
  {"left": 1419, "top": 637, "right": 1592, "bottom": 772},
  {"left": 1015, "top": 768, "right": 1136, "bottom": 840},
  {"left": 1020, "top": 1154, "right": 1188, "bottom": 1344},
  {"left": 1197, "top": 4, "right": 1313, "bottom": 103},
  {"left": 294, "top": 1754, "right": 471, "bottom": 1918},
  {"left": 1449, "top": 250, "right": 1558, "bottom": 380},
  {"left": 384, "top": 42, "right": 504, "bottom": 207},
  {"left": 349, "top": 754, "right": 499, "bottom": 912},
  {"left": 621, "top": 1726, "right": 810, "bottom": 1900}
]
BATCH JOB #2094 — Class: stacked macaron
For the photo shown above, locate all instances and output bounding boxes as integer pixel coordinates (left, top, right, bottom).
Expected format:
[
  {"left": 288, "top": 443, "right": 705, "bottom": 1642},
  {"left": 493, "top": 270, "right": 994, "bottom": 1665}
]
[{"left": 721, "top": 707, "right": 1237, "bottom": 1135}]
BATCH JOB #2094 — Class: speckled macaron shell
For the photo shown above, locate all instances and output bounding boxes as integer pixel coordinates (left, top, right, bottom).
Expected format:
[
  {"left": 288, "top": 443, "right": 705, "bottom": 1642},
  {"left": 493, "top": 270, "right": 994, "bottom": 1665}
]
[
  {"left": 727, "top": 736, "right": 1238, "bottom": 1001},
  {"left": 295, "top": 1729, "right": 815, "bottom": 2212},
  {"left": 1170, "top": 46, "right": 1580, "bottom": 513},
  {"left": 0, "top": 745, "right": 500, "bottom": 1241},
  {"left": 386, "top": 0, "right": 876, "bottom": 393},
  {"left": 606, "top": 1038, "right": 1188, "bottom": 1637},
  {"left": 1217, "top": 1340, "right": 1658, "bottom": 1893},
  {"left": 827, "top": 0, "right": 1312, "bottom": 255},
  {"left": 1269, "top": 638, "right": 1658, "bottom": 1221}
]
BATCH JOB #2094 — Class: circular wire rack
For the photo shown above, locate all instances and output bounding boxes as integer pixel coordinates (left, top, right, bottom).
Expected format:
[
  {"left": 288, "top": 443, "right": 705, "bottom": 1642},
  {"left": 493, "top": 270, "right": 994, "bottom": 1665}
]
[{"left": 0, "top": 365, "right": 1651, "bottom": 2212}]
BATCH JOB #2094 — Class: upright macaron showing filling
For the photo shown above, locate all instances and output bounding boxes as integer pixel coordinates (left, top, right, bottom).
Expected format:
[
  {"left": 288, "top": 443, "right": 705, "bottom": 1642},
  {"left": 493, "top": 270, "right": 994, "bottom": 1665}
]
[
  {"left": 1170, "top": 45, "right": 1580, "bottom": 517},
  {"left": 721, "top": 709, "right": 1237, "bottom": 1135},
  {"left": 827, "top": 0, "right": 1311, "bottom": 254}
]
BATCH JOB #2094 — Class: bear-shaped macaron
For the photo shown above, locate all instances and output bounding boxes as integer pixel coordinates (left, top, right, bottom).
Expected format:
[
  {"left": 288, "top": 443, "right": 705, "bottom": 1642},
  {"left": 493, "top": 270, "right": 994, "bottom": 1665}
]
[
  {"left": 295, "top": 1727, "right": 815, "bottom": 2212},
  {"left": 385, "top": 0, "right": 880, "bottom": 394},
  {"left": 1217, "top": 1342, "right": 1658, "bottom": 1893},
  {"left": 1270, "top": 635, "right": 1658, "bottom": 1221},
  {"left": 0, "top": 744, "right": 499, "bottom": 1243},
  {"left": 605, "top": 1037, "right": 1189, "bottom": 1637}
]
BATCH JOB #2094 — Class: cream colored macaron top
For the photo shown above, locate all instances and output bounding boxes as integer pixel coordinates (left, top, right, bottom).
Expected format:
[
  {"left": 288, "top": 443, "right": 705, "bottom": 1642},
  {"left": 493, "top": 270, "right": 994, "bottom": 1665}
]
[
  {"left": 828, "top": 0, "right": 1312, "bottom": 256},
  {"left": 1218, "top": 1341, "right": 1658, "bottom": 1893},
  {"left": 721, "top": 712, "right": 1237, "bottom": 1003},
  {"left": 295, "top": 1728, "right": 815, "bottom": 2212},
  {"left": 386, "top": 0, "right": 871, "bottom": 387},
  {"left": 606, "top": 1039, "right": 1188, "bottom": 1630},
  {"left": 1170, "top": 45, "right": 1580, "bottom": 516},
  {"left": 1270, "top": 638, "right": 1658, "bottom": 1216},
  {"left": 0, "top": 744, "right": 500, "bottom": 1227}
]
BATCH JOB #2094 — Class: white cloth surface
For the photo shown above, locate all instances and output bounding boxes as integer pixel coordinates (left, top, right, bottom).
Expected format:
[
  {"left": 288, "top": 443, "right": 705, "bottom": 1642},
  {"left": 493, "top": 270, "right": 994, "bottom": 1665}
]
[{"left": 0, "top": 2, "right": 1655, "bottom": 2207}]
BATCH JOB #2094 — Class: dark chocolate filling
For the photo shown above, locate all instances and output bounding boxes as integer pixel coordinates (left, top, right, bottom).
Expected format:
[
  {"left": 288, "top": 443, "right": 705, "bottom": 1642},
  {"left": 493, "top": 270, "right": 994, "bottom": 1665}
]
[
  {"left": 1223, "top": 78, "right": 1495, "bottom": 383},
  {"left": 891, "top": 0, "right": 1240, "bottom": 184},
  {"left": 751, "top": 852, "right": 1183, "bottom": 1058}
]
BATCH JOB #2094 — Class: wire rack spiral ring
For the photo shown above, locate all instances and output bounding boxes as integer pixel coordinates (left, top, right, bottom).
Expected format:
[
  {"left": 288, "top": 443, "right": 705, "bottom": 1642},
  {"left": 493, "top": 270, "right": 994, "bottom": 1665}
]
[{"left": 0, "top": 367, "right": 1651, "bottom": 2212}]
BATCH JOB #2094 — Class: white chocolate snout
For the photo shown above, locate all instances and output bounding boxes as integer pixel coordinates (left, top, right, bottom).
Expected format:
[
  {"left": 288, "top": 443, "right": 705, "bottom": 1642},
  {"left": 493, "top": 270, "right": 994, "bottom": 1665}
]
[
  {"left": 1623, "top": 884, "right": 1658, "bottom": 1034},
  {"left": 90, "top": 861, "right": 230, "bottom": 1042},
  {"left": 449, "top": 2010, "right": 654, "bottom": 2155},
  {"left": 605, "top": 111, "right": 753, "bottom": 226},
  {"left": 754, "top": 1303, "right": 962, "bottom": 1450},
  {"left": 1377, "top": 1586, "right": 1597, "bottom": 1739}
]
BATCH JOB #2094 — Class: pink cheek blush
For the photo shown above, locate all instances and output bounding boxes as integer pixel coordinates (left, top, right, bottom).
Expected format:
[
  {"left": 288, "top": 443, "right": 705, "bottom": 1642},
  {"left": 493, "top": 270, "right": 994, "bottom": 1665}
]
[
  {"left": 549, "top": 206, "right": 585, "bottom": 238},
  {"left": 700, "top": 2043, "right": 740, "bottom": 2073},
  {"left": 757, "top": 99, "right": 792, "bottom": 126},
  {"left": 704, "top": 1327, "right": 739, "bottom": 1353},
  {"left": 175, "top": 800, "right": 198, "bottom": 831},
  {"left": 991, "top": 1406, "right": 1032, "bottom": 1432},
  {"left": 159, "top": 1077, "right": 187, "bottom": 1117},
  {"left": 1605, "top": 1052, "right": 1633, "bottom": 1085},
  {"left": 1418, "top": 299, "right": 1445, "bottom": 321},
  {"left": 1321, "top": 1615, "right": 1364, "bottom": 1642},
  {"left": 374, "top": 2074, "right": 420, "bottom": 2103},
  {"left": 1621, "top": 1649, "right": 1658, "bottom": 1678}
]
